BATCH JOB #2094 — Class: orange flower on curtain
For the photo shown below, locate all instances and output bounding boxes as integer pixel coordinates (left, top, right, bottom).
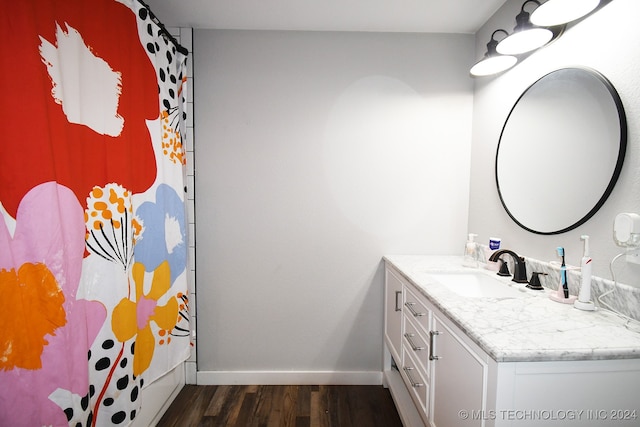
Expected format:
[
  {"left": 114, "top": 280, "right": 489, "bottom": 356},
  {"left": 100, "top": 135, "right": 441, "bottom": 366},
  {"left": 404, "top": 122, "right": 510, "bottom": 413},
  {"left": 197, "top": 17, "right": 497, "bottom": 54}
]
[
  {"left": 111, "top": 261, "right": 178, "bottom": 376},
  {"left": 0, "top": 263, "right": 66, "bottom": 371}
]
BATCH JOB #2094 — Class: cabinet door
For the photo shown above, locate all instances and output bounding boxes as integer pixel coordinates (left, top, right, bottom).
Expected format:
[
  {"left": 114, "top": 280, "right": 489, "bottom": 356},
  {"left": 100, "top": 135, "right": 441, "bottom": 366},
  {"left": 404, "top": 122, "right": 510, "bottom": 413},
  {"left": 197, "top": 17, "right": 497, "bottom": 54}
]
[
  {"left": 384, "top": 268, "right": 404, "bottom": 362},
  {"left": 431, "top": 314, "right": 487, "bottom": 427}
]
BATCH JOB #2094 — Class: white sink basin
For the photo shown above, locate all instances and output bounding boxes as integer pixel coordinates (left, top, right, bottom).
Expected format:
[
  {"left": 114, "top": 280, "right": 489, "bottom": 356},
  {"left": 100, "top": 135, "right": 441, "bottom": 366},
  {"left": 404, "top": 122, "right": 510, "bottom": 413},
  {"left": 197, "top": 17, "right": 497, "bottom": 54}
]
[{"left": 427, "top": 271, "right": 526, "bottom": 298}]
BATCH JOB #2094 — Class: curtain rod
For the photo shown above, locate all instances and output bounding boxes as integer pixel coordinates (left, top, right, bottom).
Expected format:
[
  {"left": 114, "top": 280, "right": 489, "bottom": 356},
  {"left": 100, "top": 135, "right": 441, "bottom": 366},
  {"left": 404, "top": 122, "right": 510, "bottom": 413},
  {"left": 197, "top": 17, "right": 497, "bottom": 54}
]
[{"left": 137, "top": 0, "right": 189, "bottom": 56}]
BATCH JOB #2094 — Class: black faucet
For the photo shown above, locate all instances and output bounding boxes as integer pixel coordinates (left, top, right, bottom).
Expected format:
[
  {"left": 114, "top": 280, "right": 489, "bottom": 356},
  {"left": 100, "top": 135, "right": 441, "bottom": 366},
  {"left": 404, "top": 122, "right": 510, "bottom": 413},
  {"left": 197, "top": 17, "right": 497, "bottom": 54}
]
[{"left": 488, "top": 249, "right": 528, "bottom": 283}]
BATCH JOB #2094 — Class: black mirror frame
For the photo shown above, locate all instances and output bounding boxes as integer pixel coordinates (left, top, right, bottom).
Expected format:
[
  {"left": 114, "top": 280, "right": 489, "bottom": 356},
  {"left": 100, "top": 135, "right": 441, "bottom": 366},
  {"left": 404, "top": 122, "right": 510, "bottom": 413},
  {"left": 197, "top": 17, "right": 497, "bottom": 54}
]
[{"left": 495, "top": 66, "right": 627, "bottom": 235}]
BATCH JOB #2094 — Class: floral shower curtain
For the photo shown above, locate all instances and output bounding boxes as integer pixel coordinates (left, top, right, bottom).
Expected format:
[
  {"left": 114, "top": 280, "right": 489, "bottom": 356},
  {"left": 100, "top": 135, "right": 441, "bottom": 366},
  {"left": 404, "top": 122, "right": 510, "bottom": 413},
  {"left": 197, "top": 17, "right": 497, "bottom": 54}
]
[{"left": 0, "top": 1, "right": 191, "bottom": 426}]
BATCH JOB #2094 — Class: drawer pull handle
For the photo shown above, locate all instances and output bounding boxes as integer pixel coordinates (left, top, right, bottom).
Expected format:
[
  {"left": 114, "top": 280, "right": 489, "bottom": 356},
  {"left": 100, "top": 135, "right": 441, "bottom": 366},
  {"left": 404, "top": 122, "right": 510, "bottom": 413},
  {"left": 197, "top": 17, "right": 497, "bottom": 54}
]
[
  {"left": 404, "top": 333, "right": 425, "bottom": 351},
  {"left": 403, "top": 367, "right": 424, "bottom": 388},
  {"left": 404, "top": 301, "right": 426, "bottom": 317},
  {"left": 429, "top": 330, "right": 441, "bottom": 361},
  {"left": 395, "top": 291, "right": 402, "bottom": 312}
]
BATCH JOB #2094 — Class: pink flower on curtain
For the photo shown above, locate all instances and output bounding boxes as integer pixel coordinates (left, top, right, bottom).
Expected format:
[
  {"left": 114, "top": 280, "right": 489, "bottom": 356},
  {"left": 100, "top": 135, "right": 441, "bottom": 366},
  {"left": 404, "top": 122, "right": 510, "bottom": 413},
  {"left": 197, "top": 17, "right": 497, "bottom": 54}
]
[{"left": 0, "top": 182, "right": 106, "bottom": 427}]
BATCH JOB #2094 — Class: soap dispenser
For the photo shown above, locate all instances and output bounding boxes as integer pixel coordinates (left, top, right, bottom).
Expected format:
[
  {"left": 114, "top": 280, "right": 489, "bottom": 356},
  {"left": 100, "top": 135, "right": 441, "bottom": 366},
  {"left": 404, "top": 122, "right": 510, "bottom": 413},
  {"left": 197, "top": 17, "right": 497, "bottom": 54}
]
[{"left": 462, "top": 233, "right": 478, "bottom": 268}]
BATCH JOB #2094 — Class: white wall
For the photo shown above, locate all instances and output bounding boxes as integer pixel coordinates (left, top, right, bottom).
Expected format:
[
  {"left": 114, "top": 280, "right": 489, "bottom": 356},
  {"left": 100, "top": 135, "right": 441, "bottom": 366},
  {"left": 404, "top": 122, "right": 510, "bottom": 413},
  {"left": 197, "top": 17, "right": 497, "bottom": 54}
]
[
  {"left": 469, "top": 0, "right": 640, "bottom": 286},
  {"left": 194, "top": 30, "right": 474, "bottom": 380}
]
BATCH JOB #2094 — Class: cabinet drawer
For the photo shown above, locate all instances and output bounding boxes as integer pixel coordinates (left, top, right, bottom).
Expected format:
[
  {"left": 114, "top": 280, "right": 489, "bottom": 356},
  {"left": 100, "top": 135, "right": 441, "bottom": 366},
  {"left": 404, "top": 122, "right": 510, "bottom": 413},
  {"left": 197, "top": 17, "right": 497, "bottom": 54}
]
[
  {"left": 403, "top": 315, "right": 430, "bottom": 377},
  {"left": 404, "top": 287, "right": 431, "bottom": 333},
  {"left": 402, "top": 343, "right": 430, "bottom": 415}
]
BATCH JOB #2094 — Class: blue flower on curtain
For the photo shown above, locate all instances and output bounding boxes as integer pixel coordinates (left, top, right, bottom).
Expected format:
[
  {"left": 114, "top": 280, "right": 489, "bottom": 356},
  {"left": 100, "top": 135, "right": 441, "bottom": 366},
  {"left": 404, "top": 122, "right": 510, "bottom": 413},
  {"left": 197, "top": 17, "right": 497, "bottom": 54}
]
[{"left": 134, "top": 184, "right": 187, "bottom": 285}]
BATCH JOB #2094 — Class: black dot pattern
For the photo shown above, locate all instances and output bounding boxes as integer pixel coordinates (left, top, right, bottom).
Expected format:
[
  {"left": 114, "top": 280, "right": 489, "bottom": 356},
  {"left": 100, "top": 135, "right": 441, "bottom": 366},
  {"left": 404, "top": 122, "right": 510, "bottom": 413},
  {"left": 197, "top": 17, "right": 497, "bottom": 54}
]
[
  {"left": 111, "top": 411, "right": 127, "bottom": 424},
  {"left": 80, "top": 394, "right": 89, "bottom": 411},
  {"left": 139, "top": 0, "right": 189, "bottom": 168},
  {"left": 117, "top": 375, "right": 129, "bottom": 390},
  {"left": 94, "top": 356, "right": 111, "bottom": 371}
]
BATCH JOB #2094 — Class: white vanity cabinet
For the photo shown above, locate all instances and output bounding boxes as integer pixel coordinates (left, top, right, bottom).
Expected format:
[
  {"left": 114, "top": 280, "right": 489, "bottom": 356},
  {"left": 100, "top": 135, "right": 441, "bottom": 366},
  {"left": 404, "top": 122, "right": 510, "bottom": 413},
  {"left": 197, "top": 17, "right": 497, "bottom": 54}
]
[
  {"left": 384, "top": 264, "right": 490, "bottom": 427},
  {"left": 383, "top": 257, "right": 640, "bottom": 427}
]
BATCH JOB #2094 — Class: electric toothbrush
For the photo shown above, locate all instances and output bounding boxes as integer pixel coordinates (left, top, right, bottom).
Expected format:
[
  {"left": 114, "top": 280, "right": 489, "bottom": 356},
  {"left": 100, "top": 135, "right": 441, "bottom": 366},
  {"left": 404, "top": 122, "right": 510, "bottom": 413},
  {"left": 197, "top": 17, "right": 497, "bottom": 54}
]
[
  {"left": 574, "top": 235, "right": 596, "bottom": 311},
  {"left": 549, "top": 246, "right": 577, "bottom": 304},
  {"left": 558, "top": 247, "right": 569, "bottom": 298}
]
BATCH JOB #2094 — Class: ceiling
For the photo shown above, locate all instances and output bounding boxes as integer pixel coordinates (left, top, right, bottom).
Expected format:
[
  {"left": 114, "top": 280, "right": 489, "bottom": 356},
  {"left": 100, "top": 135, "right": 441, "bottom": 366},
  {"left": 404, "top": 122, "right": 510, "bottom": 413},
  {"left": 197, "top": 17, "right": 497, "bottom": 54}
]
[{"left": 142, "top": 0, "right": 508, "bottom": 34}]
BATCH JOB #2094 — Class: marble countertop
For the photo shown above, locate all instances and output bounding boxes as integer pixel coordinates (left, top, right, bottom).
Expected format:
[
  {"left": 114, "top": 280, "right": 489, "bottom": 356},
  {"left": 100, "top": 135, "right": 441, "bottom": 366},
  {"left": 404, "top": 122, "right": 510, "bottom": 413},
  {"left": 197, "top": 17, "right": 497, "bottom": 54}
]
[{"left": 384, "top": 255, "right": 640, "bottom": 363}]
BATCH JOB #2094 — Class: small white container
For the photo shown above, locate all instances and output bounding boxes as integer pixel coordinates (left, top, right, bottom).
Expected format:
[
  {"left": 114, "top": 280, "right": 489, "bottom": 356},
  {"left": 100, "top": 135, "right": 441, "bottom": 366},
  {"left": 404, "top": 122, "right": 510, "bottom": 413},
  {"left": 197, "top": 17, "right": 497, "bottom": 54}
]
[
  {"left": 489, "top": 237, "right": 501, "bottom": 250},
  {"left": 485, "top": 237, "right": 501, "bottom": 271}
]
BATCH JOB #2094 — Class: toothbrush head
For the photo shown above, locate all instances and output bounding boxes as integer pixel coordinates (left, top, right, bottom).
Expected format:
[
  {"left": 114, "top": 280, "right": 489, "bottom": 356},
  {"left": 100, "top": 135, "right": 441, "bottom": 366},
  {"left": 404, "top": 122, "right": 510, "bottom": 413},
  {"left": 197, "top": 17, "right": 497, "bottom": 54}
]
[
  {"left": 556, "top": 247, "right": 564, "bottom": 257},
  {"left": 581, "top": 235, "right": 590, "bottom": 256}
]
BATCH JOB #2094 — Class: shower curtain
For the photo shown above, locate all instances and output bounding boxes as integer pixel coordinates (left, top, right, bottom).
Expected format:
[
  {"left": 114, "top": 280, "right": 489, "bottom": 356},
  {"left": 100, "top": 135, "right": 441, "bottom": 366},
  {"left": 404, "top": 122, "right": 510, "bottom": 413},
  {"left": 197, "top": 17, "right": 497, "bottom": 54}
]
[{"left": 0, "top": 1, "right": 191, "bottom": 426}]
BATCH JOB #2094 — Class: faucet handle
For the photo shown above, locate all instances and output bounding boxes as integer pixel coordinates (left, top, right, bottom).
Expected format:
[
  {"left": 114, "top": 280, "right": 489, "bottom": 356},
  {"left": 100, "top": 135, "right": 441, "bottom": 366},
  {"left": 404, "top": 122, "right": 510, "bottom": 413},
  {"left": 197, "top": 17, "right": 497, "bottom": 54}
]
[
  {"left": 527, "top": 272, "right": 547, "bottom": 290},
  {"left": 497, "top": 259, "right": 511, "bottom": 277}
]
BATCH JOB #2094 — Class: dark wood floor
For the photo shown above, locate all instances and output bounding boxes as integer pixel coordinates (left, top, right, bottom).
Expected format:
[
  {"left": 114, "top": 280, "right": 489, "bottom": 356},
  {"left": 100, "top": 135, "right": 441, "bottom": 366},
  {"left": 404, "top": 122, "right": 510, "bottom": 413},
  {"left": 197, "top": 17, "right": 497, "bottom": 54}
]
[{"left": 157, "top": 385, "right": 403, "bottom": 427}]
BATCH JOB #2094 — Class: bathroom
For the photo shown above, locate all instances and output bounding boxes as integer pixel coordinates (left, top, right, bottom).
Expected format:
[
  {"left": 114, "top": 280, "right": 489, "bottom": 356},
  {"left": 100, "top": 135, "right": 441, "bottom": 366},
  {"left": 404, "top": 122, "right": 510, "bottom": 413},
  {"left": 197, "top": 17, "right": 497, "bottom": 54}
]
[
  {"left": 3, "top": 0, "right": 638, "bottom": 425},
  {"left": 142, "top": 0, "right": 640, "bottom": 422}
]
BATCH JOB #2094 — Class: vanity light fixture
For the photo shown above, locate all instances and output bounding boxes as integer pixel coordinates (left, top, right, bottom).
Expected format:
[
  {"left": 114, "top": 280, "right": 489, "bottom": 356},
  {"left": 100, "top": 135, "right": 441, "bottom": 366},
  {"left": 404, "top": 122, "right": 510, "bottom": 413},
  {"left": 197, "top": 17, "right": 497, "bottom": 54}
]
[
  {"left": 469, "top": 29, "right": 518, "bottom": 77},
  {"left": 496, "top": 0, "right": 554, "bottom": 55},
  {"left": 530, "top": 0, "right": 600, "bottom": 26}
]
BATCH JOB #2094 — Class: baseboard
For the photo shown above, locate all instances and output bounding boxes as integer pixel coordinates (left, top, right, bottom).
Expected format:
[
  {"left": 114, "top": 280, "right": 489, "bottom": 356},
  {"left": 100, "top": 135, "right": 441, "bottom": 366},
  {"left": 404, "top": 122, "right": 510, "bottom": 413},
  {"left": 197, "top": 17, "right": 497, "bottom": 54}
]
[{"left": 196, "top": 370, "right": 383, "bottom": 385}]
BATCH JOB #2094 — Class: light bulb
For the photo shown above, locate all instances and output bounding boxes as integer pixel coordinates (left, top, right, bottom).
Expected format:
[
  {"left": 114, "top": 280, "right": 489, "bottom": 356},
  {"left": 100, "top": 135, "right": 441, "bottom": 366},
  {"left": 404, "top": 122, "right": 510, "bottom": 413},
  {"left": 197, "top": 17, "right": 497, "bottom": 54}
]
[
  {"left": 530, "top": 0, "right": 600, "bottom": 26},
  {"left": 496, "top": 28, "right": 553, "bottom": 55},
  {"left": 470, "top": 55, "right": 518, "bottom": 77}
]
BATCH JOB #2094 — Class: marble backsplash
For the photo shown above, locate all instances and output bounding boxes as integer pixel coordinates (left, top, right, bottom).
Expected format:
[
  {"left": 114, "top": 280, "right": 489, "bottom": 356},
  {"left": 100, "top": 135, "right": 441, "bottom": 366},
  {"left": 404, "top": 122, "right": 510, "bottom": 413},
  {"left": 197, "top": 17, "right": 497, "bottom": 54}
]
[{"left": 476, "top": 244, "right": 640, "bottom": 322}]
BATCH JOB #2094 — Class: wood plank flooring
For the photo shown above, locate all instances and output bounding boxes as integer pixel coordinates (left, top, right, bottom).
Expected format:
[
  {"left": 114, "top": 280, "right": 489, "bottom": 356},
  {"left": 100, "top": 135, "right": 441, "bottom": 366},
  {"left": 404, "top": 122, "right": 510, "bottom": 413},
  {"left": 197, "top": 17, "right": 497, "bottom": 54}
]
[{"left": 157, "top": 385, "right": 403, "bottom": 427}]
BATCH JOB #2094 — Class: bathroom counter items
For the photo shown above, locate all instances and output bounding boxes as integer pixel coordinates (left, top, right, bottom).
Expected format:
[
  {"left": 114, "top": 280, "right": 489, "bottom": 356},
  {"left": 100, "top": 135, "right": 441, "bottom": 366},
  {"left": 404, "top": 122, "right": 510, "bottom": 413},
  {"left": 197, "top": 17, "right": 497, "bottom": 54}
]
[{"left": 383, "top": 255, "right": 640, "bottom": 363}]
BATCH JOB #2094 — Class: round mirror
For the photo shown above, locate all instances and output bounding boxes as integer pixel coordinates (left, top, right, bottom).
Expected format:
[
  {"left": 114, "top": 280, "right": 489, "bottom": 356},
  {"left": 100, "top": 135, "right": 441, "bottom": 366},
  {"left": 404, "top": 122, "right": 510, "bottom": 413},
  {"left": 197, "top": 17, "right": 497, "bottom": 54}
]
[{"left": 496, "top": 67, "right": 627, "bottom": 234}]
